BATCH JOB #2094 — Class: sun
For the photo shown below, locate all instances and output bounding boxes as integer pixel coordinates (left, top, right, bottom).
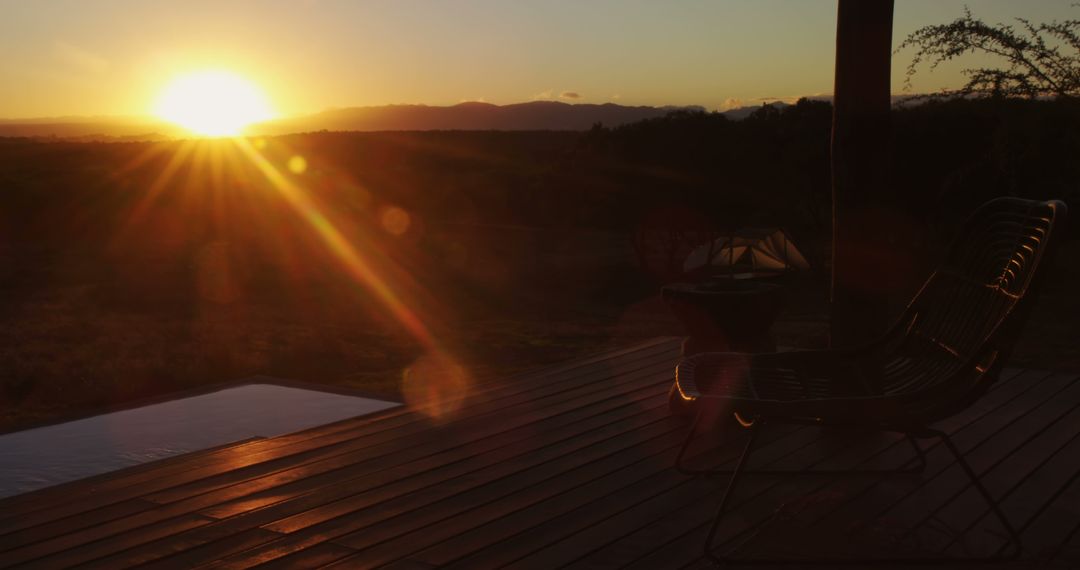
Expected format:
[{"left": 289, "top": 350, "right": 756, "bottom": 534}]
[{"left": 153, "top": 70, "right": 275, "bottom": 137}]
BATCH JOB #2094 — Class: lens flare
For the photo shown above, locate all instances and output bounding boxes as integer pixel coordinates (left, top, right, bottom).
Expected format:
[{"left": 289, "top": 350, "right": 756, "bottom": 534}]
[
  {"left": 287, "top": 155, "right": 307, "bottom": 174},
  {"left": 380, "top": 206, "right": 411, "bottom": 236},
  {"left": 402, "top": 351, "right": 472, "bottom": 421}
]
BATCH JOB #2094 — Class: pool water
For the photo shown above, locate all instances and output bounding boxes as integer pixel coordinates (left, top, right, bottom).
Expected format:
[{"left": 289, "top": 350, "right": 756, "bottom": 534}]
[{"left": 0, "top": 382, "right": 399, "bottom": 498}]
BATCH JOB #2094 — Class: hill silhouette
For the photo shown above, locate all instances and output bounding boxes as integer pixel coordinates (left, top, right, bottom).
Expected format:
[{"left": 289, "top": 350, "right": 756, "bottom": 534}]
[
  {"left": 0, "top": 116, "right": 177, "bottom": 140},
  {"left": 0, "top": 102, "right": 706, "bottom": 139},
  {"left": 252, "top": 101, "right": 705, "bottom": 133}
]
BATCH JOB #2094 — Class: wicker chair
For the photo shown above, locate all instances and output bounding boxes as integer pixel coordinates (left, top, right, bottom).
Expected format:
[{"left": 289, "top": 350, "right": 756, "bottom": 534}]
[{"left": 673, "top": 197, "right": 1067, "bottom": 565}]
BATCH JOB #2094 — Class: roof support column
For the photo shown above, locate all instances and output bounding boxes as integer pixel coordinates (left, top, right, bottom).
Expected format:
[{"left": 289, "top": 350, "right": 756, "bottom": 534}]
[{"left": 830, "top": 0, "right": 898, "bottom": 347}]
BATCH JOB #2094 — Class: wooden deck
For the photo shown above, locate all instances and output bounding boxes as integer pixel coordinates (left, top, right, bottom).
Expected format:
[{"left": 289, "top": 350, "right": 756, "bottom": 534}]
[{"left": 1, "top": 337, "right": 1079, "bottom": 568}]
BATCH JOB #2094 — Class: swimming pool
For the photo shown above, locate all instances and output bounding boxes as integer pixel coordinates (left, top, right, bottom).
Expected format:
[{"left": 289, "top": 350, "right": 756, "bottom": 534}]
[{"left": 0, "top": 381, "right": 400, "bottom": 498}]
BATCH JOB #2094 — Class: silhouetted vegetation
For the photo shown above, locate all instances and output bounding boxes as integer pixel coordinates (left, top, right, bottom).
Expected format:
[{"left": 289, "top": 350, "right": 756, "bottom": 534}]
[
  {"left": 2, "top": 96, "right": 1078, "bottom": 428},
  {"left": 897, "top": 6, "right": 1080, "bottom": 99}
]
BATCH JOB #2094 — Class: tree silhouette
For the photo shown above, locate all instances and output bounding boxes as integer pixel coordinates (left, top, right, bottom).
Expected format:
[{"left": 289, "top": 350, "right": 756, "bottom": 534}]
[{"left": 898, "top": 6, "right": 1080, "bottom": 99}]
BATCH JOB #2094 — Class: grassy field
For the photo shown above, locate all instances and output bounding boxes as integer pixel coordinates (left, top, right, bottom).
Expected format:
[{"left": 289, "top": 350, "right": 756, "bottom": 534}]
[
  {"left": 0, "top": 223, "right": 680, "bottom": 429},
  {"left": 1, "top": 129, "right": 1076, "bottom": 431},
  {"left": 4, "top": 222, "right": 1074, "bottom": 432}
]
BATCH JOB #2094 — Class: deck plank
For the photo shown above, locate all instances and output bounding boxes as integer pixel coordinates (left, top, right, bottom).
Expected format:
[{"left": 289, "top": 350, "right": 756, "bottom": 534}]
[
  {"left": 612, "top": 368, "right": 1063, "bottom": 567},
  {"left": 0, "top": 340, "right": 1076, "bottom": 569},
  {"left": 0, "top": 340, "right": 681, "bottom": 550},
  {"left": 25, "top": 345, "right": 681, "bottom": 567},
  {"left": 813, "top": 371, "right": 1079, "bottom": 536},
  {"left": 1012, "top": 473, "right": 1080, "bottom": 565},
  {"left": 0, "top": 338, "right": 680, "bottom": 532},
  {"left": 9, "top": 514, "right": 215, "bottom": 569},
  {"left": 166, "top": 347, "right": 681, "bottom": 508},
  {"left": 331, "top": 425, "right": 813, "bottom": 568},
  {"left": 437, "top": 426, "right": 833, "bottom": 569},
  {"left": 717, "top": 369, "right": 1077, "bottom": 563},
  {"left": 1051, "top": 521, "right": 1080, "bottom": 568},
  {"left": 935, "top": 394, "right": 1080, "bottom": 557},
  {"left": 155, "top": 379, "right": 678, "bottom": 567},
  {"left": 7, "top": 384, "right": 676, "bottom": 566}
]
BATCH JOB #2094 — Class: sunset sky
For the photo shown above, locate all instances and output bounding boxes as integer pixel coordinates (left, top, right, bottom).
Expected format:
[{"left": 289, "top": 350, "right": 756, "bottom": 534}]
[{"left": 1, "top": 0, "right": 1075, "bottom": 119}]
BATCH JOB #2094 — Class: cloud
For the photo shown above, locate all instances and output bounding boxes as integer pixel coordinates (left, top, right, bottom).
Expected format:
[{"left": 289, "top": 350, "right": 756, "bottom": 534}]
[
  {"left": 531, "top": 89, "right": 554, "bottom": 100},
  {"left": 610, "top": 94, "right": 622, "bottom": 100},
  {"left": 458, "top": 97, "right": 488, "bottom": 103},
  {"left": 53, "top": 41, "right": 109, "bottom": 73},
  {"left": 755, "top": 95, "right": 803, "bottom": 105},
  {"left": 722, "top": 97, "right": 743, "bottom": 110},
  {"left": 559, "top": 91, "right": 582, "bottom": 100}
]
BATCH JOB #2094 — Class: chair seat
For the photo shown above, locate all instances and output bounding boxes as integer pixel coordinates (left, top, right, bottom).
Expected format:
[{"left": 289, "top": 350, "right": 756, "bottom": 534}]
[
  {"left": 677, "top": 348, "right": 871, "bottom": 393},
  {"left": 675, "top": 350, "right": 960, "bottom": 426}
]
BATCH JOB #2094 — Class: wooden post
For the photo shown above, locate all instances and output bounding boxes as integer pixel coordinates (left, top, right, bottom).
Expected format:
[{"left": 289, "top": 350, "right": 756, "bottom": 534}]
[{"left": 830, "top": 0, "right": 897, "bottom": 347}]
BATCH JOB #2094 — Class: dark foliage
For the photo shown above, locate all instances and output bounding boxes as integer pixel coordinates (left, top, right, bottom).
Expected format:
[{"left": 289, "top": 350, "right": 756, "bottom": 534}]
[
  {"left": 892, "top": 97, "right": 1080, "bottom": 236},
  {"left": 897, "top": 6, "right": 1080, "bottom": 99}
]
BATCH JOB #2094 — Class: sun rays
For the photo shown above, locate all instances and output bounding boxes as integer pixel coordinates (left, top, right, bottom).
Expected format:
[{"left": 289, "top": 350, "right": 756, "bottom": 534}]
[
  {"left": 232, "top": 138, "right": 438, "bottom": 347},
  {"left": 114, "top": 134, "right": 472, "bottom": 420}
]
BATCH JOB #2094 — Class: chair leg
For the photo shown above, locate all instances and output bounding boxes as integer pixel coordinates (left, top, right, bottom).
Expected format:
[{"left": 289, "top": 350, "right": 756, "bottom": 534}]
[
  {"left": 904, "top": 433, "right": 929, "bottom": 474},
  {"left": 922, "top": 428, "right": 1022, "bottom": 561},
  {"left": 675, "top": 407, "right": 707, "bottom": 476},
  {"left": 677, "top": 408, "right": 749, "bottom": 477},
  {"left": 703, "top": 422, "right": 760, "bottom": 566},
  {"left": 695, "top": 427, "right": 1021, "bottom": 566}
]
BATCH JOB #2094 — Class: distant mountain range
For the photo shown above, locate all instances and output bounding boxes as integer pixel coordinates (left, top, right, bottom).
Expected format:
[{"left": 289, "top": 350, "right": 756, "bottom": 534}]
[
  {"left": 0, "top": 101, "right": 706, "bottom": 140},
  {"left": 253, "top": 101, "right": 707, "bottom": 135},
  {"left": 0, "top": 116, "right": 179, "bottom": 141},
  {"left": 0, "top": 98, "right": 931, "bottom": 140}
]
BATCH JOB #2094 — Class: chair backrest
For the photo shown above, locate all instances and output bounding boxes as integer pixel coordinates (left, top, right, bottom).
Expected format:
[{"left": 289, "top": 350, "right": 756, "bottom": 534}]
[{"left": 879, "top": 198, "right": 1066, "bottom": 401}]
